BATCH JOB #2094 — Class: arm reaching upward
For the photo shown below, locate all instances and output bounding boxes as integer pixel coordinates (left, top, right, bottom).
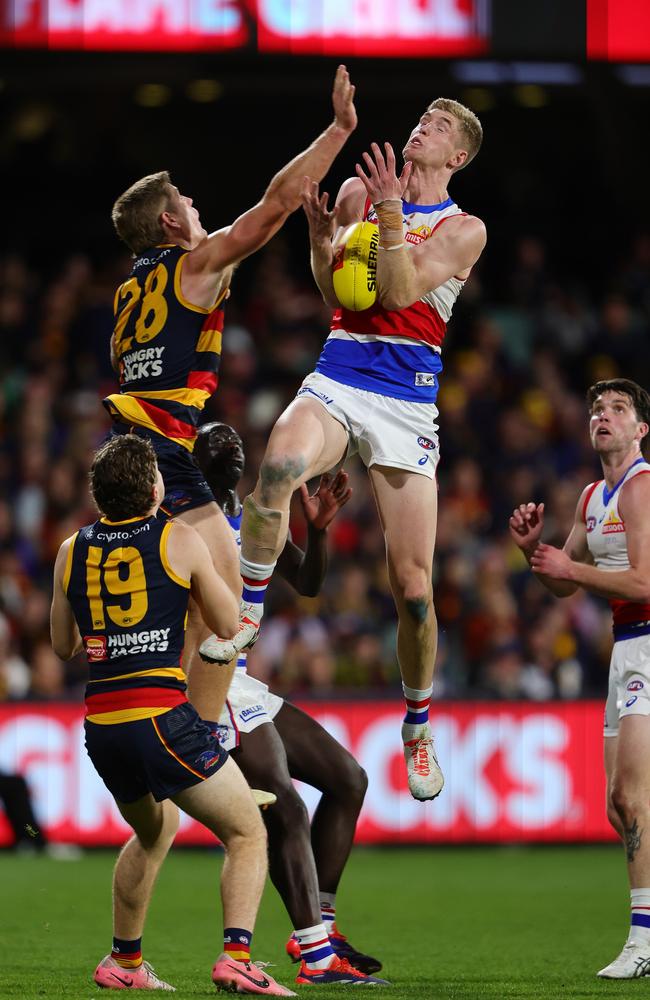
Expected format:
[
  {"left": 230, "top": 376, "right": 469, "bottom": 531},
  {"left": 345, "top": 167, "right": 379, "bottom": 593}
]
[
  {"left": 277, "top": 470, "right": 352, "bottom": 597},
  {"left": 181, "top": 65, "right": 357, "bottom": 306}
]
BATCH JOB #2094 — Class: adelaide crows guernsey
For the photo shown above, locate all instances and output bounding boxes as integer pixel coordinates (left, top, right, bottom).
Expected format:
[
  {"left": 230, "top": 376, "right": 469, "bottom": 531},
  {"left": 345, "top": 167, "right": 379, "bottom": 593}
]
[
  {"left": 317, "top": 196, "right": 466, "bottom": 403},
  {"left": 64, "top": 513, "right": 191, "bottom": 723},
  {"left": 104, "top": 245, "right": 226, "bottom": 452},
  {"left": 583, "top": 457, "right": 650, "bottom": 638}
]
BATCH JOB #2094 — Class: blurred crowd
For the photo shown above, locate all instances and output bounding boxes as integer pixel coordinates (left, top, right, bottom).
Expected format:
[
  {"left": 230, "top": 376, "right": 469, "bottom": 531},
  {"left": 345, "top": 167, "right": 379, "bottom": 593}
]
[{"left": 2, "top": 228, "right": 650, "bottom": 704}]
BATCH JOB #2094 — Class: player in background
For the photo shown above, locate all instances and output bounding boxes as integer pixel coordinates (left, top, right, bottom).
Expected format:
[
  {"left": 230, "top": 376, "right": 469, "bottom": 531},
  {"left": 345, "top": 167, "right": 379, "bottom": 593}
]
[
  {"left": 509, "top": 378, "right": 650, "bottom": 980},
  {"left": 201, "top": 99, "right": 486, "bottom": 802},
  {"left": 105, "top": 67, "right": 357, "bottom": 740},
  {"left": 194, "top": 422, "right": 388, "bottom": 987},
  {"left": 50, "top": 435, "right": 295, "bottom": 996}
]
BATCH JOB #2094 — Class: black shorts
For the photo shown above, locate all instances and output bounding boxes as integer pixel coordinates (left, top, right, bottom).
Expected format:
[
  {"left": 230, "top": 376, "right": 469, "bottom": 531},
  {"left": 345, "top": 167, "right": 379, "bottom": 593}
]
[
  {"left": 84, "top": 702, "right": 228, "bottom": 804},
  {"left": 109, "top": 422, "right": 215, "bottom": 516}
]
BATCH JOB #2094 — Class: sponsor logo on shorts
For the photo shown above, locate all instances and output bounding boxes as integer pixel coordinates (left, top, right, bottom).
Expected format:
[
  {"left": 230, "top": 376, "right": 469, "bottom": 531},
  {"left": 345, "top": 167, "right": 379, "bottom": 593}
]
[
  {"left": 415, "top": 373, "right": 436, "bottom": 387},
  {"left": 212, "top": 724, "right": 231, "bottom": 746},
  {"left": 195, "top": 749, "right": 221, "bottom": 770},
  {"left": 296, "top": 386, "right": 333, "bottom": 405},
  {"left": 240, "top": 704, "right": 265, "bottom": 720},
  {"left": 418, "top": 456, "right": 429, "bottom": 466},
  {"left": 626, "top": 696, "right": 638, "bottom": 708},
  {"left": 627, "top": 680, "right": 644, "bottom": 691},
  {"left": 165, "top": 490, "right": 192, "bottom": 508},
  {"left": 417, "top": 436, "right": 435, "bottom": 450},
  {"left": 586, "top": 516, "right": 596, "bottom": 533},
  {"left": 84, "top": 636, "right": 107, "bottom": 661}
]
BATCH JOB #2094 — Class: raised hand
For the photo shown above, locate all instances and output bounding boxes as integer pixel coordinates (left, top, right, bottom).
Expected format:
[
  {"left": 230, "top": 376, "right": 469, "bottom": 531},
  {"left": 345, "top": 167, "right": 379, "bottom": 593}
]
[
  {"left": 355, "top": 142, "right": 412, "bottom": 204},
  {"left": 301, "top": 178, "right": 339, "bottom": 245},
  {"left": 509, "top": 501, "right": 545, "bottom": 553},
  {"left": 300, "top": 469, "right": 352, "bottom": 531},
  {"left": 332, "top": 64, "right": 357, "bottom": 133}
]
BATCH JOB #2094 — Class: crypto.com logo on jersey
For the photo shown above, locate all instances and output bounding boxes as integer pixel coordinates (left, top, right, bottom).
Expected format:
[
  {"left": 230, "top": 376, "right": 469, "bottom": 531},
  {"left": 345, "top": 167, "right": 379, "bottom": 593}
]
[
  {"left": 0, "top": 701, "right": 613, "bottom": 846},
  {"left": 2, "top": 0, "right": 489, "bottom": 54}
]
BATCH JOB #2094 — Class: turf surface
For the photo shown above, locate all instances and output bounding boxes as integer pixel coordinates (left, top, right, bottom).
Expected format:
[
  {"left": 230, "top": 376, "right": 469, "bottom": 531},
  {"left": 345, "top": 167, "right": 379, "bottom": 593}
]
[{"left": 0, "top": 845, "right": 634, "bottom": 999}]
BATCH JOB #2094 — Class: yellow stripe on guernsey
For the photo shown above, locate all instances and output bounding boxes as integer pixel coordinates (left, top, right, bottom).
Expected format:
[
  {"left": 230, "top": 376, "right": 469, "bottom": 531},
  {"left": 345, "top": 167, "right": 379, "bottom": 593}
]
[
  {"left": 173, "top": 253, "right": 230, "bottom": 315},
  {"left": 86, "top": 666, "right": 187, "bottom": 685},
  {"left": 127, "top": 387, "right": 215, "bottom": 409},
  {"left": 62, "top": 532, "right": 78, "bottom": 595},
  {"left": 196, "top": 327, "right": 223, "bottom": 355},
  {"left": 159, "top": 521, "right": 191, "bottom": 589},
  {"left": 104, "top": 394, "right": 195, "bottom": 450},
  {"left": 86, "top": 706, "right": 174, "bottom": 725}
]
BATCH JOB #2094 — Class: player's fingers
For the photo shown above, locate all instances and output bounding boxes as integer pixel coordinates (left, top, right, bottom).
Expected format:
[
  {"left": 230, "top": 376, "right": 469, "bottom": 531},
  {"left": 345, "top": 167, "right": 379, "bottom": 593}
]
[
  {"left": 299, "top": 483, "right": 310, "bottom": 503},
  {"left": 355, "top": 163, "right": 372, "bottom": 188},
  {"left": 385, "top": 142, "right": 396, "bottom": 171},
  {"left": 362, "top": 150, "right": 380, "bottom": 178}
]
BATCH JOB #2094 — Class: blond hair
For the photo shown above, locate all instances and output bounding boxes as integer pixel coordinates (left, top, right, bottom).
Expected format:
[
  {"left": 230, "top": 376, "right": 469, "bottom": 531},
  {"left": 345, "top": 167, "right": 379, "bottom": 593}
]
[
  {"left": 111, "top": 171, "right": 173, "bottom": 255},
  {"left": 427, "top": 98, "right": 483, "bottom": 171}
]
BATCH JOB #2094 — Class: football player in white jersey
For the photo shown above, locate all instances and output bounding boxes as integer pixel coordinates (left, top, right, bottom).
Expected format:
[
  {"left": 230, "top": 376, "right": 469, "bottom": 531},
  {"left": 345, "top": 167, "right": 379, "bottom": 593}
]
[
  {"left": 193, "top": 423, "right": 388, "bottom": 987},
  {"left": 509, "top": 378, "right": 650, "bottom": 979},
  {"left": 201, "top": 99, "right": 487, "bottom": 803}
]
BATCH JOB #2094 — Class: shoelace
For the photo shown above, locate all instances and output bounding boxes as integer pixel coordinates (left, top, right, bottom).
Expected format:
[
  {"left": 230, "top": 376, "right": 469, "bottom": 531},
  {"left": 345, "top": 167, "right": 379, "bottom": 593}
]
[
  {"left": 409, "top": 738, "right": 433, "bottom": 776},
  {"left": 334, "top": 957, "right": 367, "bottom": 979}
]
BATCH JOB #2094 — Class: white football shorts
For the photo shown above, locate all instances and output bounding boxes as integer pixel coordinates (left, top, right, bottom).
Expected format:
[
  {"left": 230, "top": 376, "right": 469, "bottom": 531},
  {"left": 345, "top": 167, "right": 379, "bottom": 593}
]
[
  {"left": 296, "top": 371, "right": 440, "bottom": 480},
  {"left": 604, "top": 633, "right": 650, "bottom": 737},
  {"left": 215, "top": 671, "right": 284, "bottom": 752}
]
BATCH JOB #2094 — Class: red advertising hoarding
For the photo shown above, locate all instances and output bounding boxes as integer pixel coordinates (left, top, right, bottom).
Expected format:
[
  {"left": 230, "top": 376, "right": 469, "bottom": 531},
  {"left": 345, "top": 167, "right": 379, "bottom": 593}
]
[
  {"left": 588, "top": 0, "right": 650, "bottom": 61},
  {"left": 0, "top": 700, "right": 614, "bottom": 846},
  {"left": 1, "top": 0, "right": 489, "bottom": 52}
]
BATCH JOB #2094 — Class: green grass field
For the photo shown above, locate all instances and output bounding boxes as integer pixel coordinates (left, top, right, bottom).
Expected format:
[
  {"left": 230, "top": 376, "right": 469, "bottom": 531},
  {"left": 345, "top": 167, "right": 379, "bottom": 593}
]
[{"left": 0, "top": 845, "right": 636, "bottom": 1000}]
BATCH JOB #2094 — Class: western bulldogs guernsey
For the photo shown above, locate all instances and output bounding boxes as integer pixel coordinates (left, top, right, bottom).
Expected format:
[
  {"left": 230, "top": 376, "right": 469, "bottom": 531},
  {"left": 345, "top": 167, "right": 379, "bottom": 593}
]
[
  {"left": 317, "top": 196, "right": 467, "bottom": 403},
  {"left": 104, "top": 245, "right": 226, "bottom": 452},
  {"left": 64, "top": 514, "right": 191, "bottom": 723},
  {"left": 583, "top": 458, "right": 650, "bottom": 639}
]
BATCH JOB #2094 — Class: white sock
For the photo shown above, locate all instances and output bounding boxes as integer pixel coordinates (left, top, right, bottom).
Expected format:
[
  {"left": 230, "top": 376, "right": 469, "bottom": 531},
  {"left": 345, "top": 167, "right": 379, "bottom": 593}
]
[
  {"left": 319, "top": 891, "right": 336, "bottom": 933},
  {"left": 630, "top": 889, "right": 650, "bottom": 943},
  {"left": 401, "top": 682, "right": 433, "bottom": 742},
  {"left": 294, "top": 923, "right": 334, "bottom": 971},
  {"left": 240, "top": 555, "right": 276, "bottom": 620}
]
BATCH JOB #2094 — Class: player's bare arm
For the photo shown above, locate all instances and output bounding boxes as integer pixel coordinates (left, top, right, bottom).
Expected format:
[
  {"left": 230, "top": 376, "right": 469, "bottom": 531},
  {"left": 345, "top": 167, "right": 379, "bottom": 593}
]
[
  {"left": 302, "top": 175, "right": 366, "bottom": 308},
  {"left": 166, "top": 520, "right": 239, "bottom": 639},
  {"left": 180, "top": 65, "right": 357, "bottom": 306},
  {"left": 277, "top": 469, "right": 352, "bottom": 596},
  {"left": 531, "top": 473, "right": 650, "bottom": 601},
  {"left": 509, "top": 495, "right": 591, "bottom": 598},
  {"left": 50, "top": 536, "right": 83, "bottom": 660},
  {"left": 356, "top": 142, "right": 486, "bottom": 311}
]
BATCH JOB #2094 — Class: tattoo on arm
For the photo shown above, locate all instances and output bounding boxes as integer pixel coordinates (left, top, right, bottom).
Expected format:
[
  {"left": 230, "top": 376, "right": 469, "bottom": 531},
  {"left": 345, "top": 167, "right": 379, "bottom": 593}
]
[{"left": 626, "top": 818, "right": 642, "bottom": 862}]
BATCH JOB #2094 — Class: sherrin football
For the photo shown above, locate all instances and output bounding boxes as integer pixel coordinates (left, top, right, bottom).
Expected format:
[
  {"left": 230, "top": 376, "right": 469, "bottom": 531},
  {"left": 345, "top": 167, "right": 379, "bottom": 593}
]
[{"left": 332, "top": 221, "right": 379, "bottom": 312}]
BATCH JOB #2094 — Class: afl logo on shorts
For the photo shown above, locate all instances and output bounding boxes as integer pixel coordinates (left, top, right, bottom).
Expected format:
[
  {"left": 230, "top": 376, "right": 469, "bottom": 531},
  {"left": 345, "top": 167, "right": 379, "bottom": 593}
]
[
  {"left": 417, "top": 436, "right": 435, "bottom": 451},
  {"left": 84, "top": 636, "right": 107, "bottom": 661},
  {"left": 586, "top": 516, "right": 596, "bottom": 533},
  {"left": 627, "top": 680, "right": 644, "bottom": 692}
]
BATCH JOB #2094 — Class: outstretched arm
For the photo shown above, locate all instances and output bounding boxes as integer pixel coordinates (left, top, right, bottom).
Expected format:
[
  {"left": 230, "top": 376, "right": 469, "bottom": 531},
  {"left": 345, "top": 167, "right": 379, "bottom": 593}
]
[
  {"left": 183, "top": 66, "right": 357, "bottom": 291},
  {"left": 277, "top": 470, "right": 352, "bottom": 597},
  {"left": 530, "top": 474, "right": 650, "bottom": 602},
  {"left": 356, "top": 142, "right": 486, "bottom": 311},
  {"left": 166, "top": 521, "right": 240, "bottom": 639},
  {"left": 302, "top": 175, "right": 366, "bottom": 308},
  {"left": 509, "top": 498, "right": 589, "bottom": 598}
]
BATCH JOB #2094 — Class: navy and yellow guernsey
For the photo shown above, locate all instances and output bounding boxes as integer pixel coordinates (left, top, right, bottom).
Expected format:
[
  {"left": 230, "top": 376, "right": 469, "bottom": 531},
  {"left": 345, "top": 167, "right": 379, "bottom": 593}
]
[
  {"left": 64, "top": 513, "right": 191, "bottom": 724},
  {"left": 104, "top": 245, "right": 226, "bottom": 452}
]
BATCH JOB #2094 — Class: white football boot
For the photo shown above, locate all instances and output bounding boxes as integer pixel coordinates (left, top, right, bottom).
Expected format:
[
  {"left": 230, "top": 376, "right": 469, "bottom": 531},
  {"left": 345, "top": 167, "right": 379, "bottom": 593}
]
[
  {"left": 199, "top": 602, "right": 261, "bottom": 664},
  {"left": 402, "top": 722, "right": 444, "bottom": 801},
  {"left": 598, "top": 940, "right": 650, "bottom": 978}
]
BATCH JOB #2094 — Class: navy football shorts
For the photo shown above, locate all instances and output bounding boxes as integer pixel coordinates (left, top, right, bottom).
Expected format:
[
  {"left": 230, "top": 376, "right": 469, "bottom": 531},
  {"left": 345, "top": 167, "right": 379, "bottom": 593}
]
[
  {"left": 84, "top": 702, "right": 228, "bottom": 803},
  {"left": 109, "top": 422, "right": 215, "bottom": 515}
]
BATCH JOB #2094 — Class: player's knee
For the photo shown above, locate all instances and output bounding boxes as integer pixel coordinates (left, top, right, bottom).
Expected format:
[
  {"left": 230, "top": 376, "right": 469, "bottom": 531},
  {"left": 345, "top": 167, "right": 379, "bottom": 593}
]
[
  {"left": 138, "top": 801, "right": 179, "bottom": 854},
  {"left": 394, "top": 567, "right": 432, "bottom": 623},
  {"left": 337, "top": 756, "right": 368, "bottom": 805},
  {"left": 610, "top": 781, "right": 647, "bottom": 827},
  {"left": 269, "top": 783, "right": 311, "bottom": 834},
  {"left": 606, "top": 798, "right": 624, "bottom": 838},
  {"left": 258, "top": 454, "right": 306, "bottom": 507}
]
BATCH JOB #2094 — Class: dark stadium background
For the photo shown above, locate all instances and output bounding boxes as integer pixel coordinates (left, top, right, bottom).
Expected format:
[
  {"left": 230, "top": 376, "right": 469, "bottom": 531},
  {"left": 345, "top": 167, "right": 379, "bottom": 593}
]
[{"left": 1, "top": 0, "right": 650, "bottom": 846}]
